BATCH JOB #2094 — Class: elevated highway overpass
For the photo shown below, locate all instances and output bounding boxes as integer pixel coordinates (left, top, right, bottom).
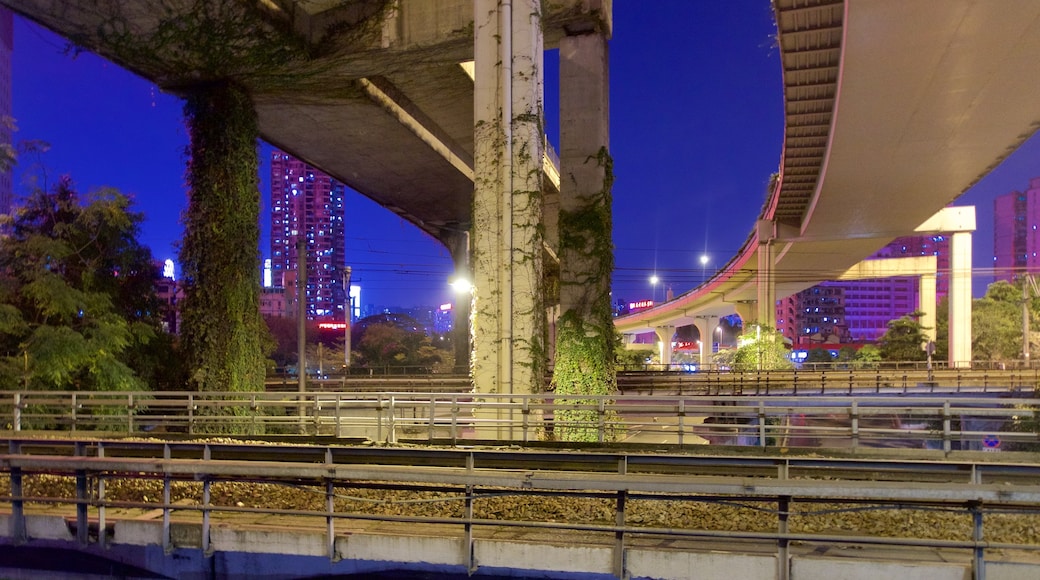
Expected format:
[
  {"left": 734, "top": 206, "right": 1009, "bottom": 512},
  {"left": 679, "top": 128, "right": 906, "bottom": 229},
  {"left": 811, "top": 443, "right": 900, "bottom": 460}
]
[
  {"left": 615, "top": 0, "right": 1040, "bottom": 369},
  {"left": 6, "top": 0, "right": 1040, "bottom": 386}
]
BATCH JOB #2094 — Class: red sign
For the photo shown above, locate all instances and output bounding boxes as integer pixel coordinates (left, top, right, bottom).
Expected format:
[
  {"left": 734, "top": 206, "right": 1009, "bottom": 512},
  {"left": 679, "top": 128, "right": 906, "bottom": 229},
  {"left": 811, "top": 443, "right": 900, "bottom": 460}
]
[
  {"left": 629, "top": 300, "right": 654, "bottom": 310},
  {"left": 318, "top": 323, "right": 347, "bottom": 330}
]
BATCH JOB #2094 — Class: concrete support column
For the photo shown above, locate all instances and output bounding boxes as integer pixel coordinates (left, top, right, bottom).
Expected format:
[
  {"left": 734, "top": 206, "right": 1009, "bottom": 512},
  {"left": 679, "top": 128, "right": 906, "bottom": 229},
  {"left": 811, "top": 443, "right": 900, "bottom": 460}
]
[
  {"left": 949, "top": 231, "right": 973, "bottom": 367},
  {"left": 734, "top": 301, "right": 756, "bottom": 327},
  {"left": 447, "top": 231, "right": 472, "bottom": 375},
  {"left": 755, "top": 220, "right": 777, "bottom": 328},
  {"left": 919, "top": 273, "right": 937, "bottom": 344},
  {"left": 654, "top": 326, "right": 676, "bottom": 368},
  {"left": 473, "top": 1, "right": 545, "bottom": 405},
  {"left": 693, "top": 316, "right": 720, "bottom": 369}
]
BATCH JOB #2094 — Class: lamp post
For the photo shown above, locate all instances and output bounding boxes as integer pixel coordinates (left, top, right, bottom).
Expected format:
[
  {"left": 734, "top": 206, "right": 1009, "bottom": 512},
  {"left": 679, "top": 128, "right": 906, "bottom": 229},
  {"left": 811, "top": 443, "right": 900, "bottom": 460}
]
[
  {"left": 715, "top": 325, "right": 722, "bottom": 353},
  {"left": 649, "top": 274, "right": 660, "bottom": 304},
  {"left": 699, "top": 254, "right": 710, "bottom": 284}
]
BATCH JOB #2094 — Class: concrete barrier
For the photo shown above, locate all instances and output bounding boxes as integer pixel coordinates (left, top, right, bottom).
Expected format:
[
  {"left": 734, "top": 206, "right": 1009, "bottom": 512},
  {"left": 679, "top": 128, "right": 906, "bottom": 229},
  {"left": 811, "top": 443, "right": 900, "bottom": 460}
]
[
  {"left": 792, "top": 557, "right": 970, "bottom": 580},
  {"left": 627, "top": 549, "right": 776, "bottom": 580}
]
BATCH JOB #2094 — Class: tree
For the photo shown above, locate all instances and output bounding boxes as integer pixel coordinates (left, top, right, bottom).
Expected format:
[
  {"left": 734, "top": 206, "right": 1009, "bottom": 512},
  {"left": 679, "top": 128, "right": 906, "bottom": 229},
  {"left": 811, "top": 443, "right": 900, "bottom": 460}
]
[
  {"left": 353, "top": 323, "right": 441, "bottom": 372},
  {"left": 973, "top": 280, "right": 1027, "bottom": 361},
  {"left": 877, "top": 312, "right": 928, "bottom": 361},
  {"left": 804, "top": 348, "right": 834, "bottom": 365},
  {"left": 0, "top": 177, "right": 165, "bottom": 391},
  {"left": 731, "top": 325, "right": 793, "bottom": 371},
  {"left": 854, "top": 344, "right": 882, "bottom": 368}
]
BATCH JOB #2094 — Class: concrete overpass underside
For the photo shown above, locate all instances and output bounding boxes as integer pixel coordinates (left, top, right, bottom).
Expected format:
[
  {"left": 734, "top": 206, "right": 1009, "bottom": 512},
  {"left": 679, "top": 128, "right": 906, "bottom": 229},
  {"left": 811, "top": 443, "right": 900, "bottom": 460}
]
[{"left": 615, "top": 0, "right": 1040, "bottom": 368}]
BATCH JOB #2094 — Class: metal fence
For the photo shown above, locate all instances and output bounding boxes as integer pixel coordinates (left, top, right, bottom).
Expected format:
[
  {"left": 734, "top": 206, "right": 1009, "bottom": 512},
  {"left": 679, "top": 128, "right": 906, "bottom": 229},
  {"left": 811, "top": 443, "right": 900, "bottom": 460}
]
[
  {"left": 2, "top": 439, "right": 1039, "bottom": 578},
  {"left": 4, "top": 390, "right": 1038, "bottom": 452}
]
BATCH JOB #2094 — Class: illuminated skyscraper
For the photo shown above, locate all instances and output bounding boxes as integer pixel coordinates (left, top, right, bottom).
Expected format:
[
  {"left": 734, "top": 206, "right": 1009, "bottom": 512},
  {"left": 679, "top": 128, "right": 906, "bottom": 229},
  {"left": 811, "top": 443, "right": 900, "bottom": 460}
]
[
  {"left": 994, "top": 177, "right": 1040, "bottom": 283},
  {"left": 269, "top": 150, "right": 346, "bottom": 320}
]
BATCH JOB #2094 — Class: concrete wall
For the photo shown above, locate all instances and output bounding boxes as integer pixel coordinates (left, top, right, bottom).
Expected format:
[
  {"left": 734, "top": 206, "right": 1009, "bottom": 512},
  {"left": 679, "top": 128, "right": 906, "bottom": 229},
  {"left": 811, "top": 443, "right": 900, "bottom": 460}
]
[{"left": 4, "top": 515, "right": 1040, "bottom": 579}]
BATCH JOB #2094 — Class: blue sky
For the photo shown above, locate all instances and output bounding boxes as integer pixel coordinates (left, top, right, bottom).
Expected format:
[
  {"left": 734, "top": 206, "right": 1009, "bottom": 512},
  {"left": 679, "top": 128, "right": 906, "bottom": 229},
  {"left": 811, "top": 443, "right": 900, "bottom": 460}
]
[{"left": 9, "top": 2, "right": 1037, "bottom": 308}]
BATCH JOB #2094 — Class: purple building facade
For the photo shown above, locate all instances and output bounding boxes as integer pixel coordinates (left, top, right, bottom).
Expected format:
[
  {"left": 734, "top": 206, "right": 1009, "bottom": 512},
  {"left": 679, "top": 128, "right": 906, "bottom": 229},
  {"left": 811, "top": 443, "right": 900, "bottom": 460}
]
[
  {"left": 269, "top": 151, "right": 346, "bottom": 320},
  {"left": 994, "top": 177, "right": 1040, "bottom": 283},
  {"left": 777, "top": 235, "right": 950, "bottom": 344}
]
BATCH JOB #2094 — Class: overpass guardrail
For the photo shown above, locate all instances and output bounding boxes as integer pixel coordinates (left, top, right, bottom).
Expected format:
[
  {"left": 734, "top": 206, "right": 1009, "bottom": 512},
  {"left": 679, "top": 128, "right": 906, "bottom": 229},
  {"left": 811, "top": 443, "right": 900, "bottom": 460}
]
[{"left": 4, "top": 390, "right": 1039, "bottom": 452}]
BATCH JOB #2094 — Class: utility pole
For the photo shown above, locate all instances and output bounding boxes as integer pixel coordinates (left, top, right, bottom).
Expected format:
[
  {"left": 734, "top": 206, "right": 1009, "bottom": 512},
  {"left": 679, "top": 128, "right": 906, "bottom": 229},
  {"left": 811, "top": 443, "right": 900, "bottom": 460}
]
[
  {"left": 1024, "top": 274, "right": 1040, "bottom": 365},
  {"left": 343, "top": 266, "right": 352, "bottom": 370}
]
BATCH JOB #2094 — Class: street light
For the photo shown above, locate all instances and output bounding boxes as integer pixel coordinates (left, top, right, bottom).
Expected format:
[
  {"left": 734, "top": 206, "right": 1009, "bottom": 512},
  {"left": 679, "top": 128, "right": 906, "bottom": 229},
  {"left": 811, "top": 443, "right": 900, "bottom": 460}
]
[
  {"left": 715, "top": 325, "right": 722, "bottom": 352},
  {"left": 649, "top": 274, "right": 659, "bottom": 303},
  {"left": 699, "top": 254, "right": 710, "bottom": 283}
]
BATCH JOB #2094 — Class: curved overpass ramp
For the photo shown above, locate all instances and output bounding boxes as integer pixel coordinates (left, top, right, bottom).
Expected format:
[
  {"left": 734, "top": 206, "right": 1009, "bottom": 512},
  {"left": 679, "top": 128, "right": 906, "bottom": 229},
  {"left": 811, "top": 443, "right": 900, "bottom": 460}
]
[{"left": 615, "top": 0, "right": 1040, "bottom": 359}]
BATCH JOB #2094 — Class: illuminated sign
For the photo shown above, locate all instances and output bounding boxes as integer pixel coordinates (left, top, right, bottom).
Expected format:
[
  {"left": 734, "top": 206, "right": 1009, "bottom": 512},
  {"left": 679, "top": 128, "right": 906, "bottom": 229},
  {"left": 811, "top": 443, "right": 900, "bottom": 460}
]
[
  {"left": 318, "top": 323, "right": 347, "bottom": 330},
  {"left": 163, "top": 259, "right": 176, "bottom": 280},
  {"left": 439, "top": 303, "right": 453, "bottom": 311},
  {"left": 628, "top": 300, "right": 654, "bottom": 310}
]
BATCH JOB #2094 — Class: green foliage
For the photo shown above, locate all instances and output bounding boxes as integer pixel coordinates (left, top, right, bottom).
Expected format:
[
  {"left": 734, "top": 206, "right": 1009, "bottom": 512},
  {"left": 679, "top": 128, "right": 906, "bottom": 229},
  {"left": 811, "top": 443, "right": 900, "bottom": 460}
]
[
  {"left": 854, "top": 344, "right": 882, "bottom": 368},
  {"left": 0, "top": 178, "right": 167, "bottom": 392},
  {"left": 877, "top": 312, "right": 928, "bottom": 361},
  {"left": 972, "top": 280, "right": 1027, "bottom": 361},
  {"left": 551, "top": 148, "right": 617, "bottom": 442},
  {"left": 353, "top": 323, "right": 442, "bottom": 371},
  {"left": 179, "top": 81, "right": 267, "bottom": 400},
  {"left": 803, "top": 348, "right": 834, "bottom": 364},
  {"left": 731, "top": 325, "right": 792, "bottom": 371}
]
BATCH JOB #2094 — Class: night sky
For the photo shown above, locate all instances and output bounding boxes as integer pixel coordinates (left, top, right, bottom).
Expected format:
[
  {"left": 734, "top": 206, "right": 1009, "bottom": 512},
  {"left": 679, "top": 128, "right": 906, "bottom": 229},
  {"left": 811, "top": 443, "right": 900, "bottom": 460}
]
[{"left": 9, "top": 1, "right": 1038, "bottom": 309}]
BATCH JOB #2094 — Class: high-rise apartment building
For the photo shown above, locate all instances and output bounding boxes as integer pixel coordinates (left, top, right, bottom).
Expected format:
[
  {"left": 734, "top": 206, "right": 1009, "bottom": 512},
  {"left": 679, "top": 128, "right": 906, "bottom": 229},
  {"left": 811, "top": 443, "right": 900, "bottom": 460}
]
[
  {"left": 269, "top": 150, "right": 346, "bottom": 320},
  {"left": 777, "top": 234, "right": 949, "bottom": 344},
  {"left": 994, "top": 177, "right": 1040, "bottom": 283},
  {"left": 0, "top": 8, "right": 13, "bottom": 215}
]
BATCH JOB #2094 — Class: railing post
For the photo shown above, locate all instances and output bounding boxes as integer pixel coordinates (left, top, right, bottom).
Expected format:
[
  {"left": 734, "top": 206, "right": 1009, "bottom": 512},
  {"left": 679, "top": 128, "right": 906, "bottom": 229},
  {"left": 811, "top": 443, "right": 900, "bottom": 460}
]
[
  {"left": 598, "top": 398, "right": 606, "bottom": 443},
  {"left": 326, "top": 479, "right": 336, "bottom": 560},
  {"left": 388, "top": 396, "right": 397, "bottom": 444},
  {"left": 97, "top": 443, "right": 107, "bottom": 548},
  {"left": 335, "top": 395, "right": 342, "bottom": 439},
  {"left": 71, "top": 393, "right": 77, "bottom": 432},
  {"left": 943, "top": 401, "right": 952, "bottom": 454},
  {"left": 127, "top": 393, "right": 134, "bottom": 433},
  {"left": 972, "top": 503, "right": 986, "bottom": 580},
  {"left": 678, "top": 399, "right": 686, "bottom": 448},
  {"left": 759, "top": 401, "right": 767, "bottom": 448},
  {"left": 12, "top": 392, "right": 20, "bottom": 432},
  {"left": 850, "top": 401, "right": 859, "bottom": 450},
  {"left": 202, "top": 479, "right": 211, "bottom": 556},
  {"left": 614, "top": 490, "right": 627, "bottom": 579},
  {"left": 76, "top": 464, "right": 88, "bottom": 545},
  {"left": 188, "top": 393, "right": 195, "bottom": 435},
  {"left": 778, "top": 496, "right": 791, "bottom": 580},
  {"left": 10, "top": 440, "right": 25, "bottom": 544}
]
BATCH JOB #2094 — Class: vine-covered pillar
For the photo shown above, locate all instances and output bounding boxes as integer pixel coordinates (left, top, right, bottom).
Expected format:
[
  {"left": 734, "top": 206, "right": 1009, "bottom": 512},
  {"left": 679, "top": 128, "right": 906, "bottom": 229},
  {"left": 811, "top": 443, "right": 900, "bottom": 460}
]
[
  {"left": 180, "top": 81, "right": 266, "bottom": 399},
  {"left": 554, "top": 21, "right": 615, "bottom": 441},
  {"left": 472, "top": 0, "right": 546, "bottom": 435}
]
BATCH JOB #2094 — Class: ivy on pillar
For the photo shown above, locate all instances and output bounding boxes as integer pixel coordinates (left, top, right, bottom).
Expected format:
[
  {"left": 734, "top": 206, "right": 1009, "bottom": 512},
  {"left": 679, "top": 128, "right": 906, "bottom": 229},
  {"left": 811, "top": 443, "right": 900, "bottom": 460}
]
[
  {"left": 472, "top": 0, "right": 546, "bottom": 401},
  {"left": 180, "top": 81, "right": 267, "bottom": 406},
  {"left": 552, "top": 19, "right": 614, "bottom": 442}
]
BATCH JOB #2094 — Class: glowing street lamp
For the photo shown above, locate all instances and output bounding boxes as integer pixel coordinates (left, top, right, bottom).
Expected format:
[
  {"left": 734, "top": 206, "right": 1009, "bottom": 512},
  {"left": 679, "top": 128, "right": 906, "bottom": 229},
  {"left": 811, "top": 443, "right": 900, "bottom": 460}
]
[
  {"left": 699, "top": 254, "right": 710, "bottom": 283},
  {"left": 649, "top": 274, "right": 660, "bottom": 303}
]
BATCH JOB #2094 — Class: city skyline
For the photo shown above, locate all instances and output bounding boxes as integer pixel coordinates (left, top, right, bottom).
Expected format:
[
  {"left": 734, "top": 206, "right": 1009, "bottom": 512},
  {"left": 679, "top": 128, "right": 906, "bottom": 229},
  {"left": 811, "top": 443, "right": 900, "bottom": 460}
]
[{"left": 7, "top": 3, "right": 1040, "bottom": 309}]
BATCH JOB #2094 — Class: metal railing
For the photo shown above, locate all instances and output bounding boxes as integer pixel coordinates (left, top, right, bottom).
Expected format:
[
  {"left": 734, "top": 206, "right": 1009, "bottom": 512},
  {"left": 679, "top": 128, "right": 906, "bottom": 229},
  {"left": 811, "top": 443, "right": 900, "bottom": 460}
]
[
  {"left": 2, "top": 439, "right": 1039, "bottom": 577},
  {"left": 4, "top": 390, "right": 1038, "bottom": 452}
]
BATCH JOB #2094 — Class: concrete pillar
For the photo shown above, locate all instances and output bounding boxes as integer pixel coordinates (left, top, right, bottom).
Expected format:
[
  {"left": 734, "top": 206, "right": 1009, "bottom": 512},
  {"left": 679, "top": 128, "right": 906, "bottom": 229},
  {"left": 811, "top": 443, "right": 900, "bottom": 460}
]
[
  {"left": 755, "top": 220, "right": 776, "bottom": 328},
  {"left": 734, "top": 302, "right": 756, "bottom": 327},
  {"left": 919, "top": 273, "right": 937, "bottom": 344},
  {"left": 447, "top": 230, "right": 472, "bottom": 375},
  {"left": 654, "top": 326, "right": 676, "bottom": 368},
  {"left": 693, "top": 316, "right": 720, "bottom": 369},
  {"left": 472, "top": 0, "right": 545, "bottom": 432},
  {"left": 949, "top": 231, "right": 973, "bottom": 367}
]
